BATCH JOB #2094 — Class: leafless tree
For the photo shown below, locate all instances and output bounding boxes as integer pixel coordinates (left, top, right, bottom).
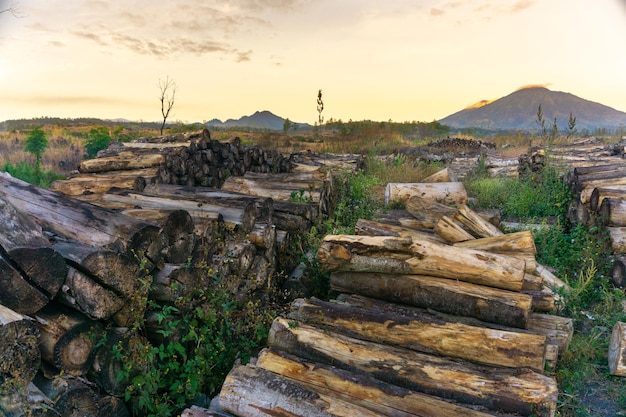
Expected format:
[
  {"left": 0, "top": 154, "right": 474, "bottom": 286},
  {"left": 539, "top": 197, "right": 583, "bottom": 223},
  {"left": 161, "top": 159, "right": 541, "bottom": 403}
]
[
  {"left": 158, "top": 76, "right": 176, "bottom": 135},
  {"left": 0, "top": 2, "right": 24, "bottom": 17}
]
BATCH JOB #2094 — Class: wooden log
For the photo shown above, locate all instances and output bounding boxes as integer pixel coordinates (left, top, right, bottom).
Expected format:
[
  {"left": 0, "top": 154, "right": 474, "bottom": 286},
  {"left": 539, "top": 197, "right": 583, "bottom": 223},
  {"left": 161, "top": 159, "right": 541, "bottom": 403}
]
[
  {"left": 579, "top": 178, "right": 626, "bottom": 204},
  {"left": 404, "top": 195, "right": 459, "bottom": 228},
  {"left": 221, "top": 174, "right": 322, "bottom": 203},
  {"left": 573, "top": 165, "right": 626, "bottom": 191},
  {"left": 608, "top": 321, "right": 626, "bottom": 376},
  {"left": 607, "top": 227, "right": 626, "bottom": 253},
  {"left": 599, "top": 197, "right": 626, "bottom": 227},
  {"left": 527, "top": 313, "right": 574, "bottom": 355},
  {"left": 34, "top": 305, "right": 103, "bottom": 376},
  {"left": 454, "top": 230, "right": 536, "bottom": 254},
  {"left": 318, "top": 235, "right": 527, "bottom": 292},
  {"left": 256, "top": 348, "right": 499, "bottom": 417},
  {"left": 0, "top": 173, "right": 160, "bottom": 255},
  {"left": 0, "top": 253, "right": 49, "bottom": 314},
  {"left": 0, "top": 304, "right": 40, "bottom": 388},
  {"left": 0, "top": 382, "right": 52, "bottom": 416},
  {"left": 455, "top": 205, "right": 504, "bottom": 238},
  {"left": 248, "top": 223, "right": 276, "bottom": 252},
  {"left": 421, "top": 167, "right": 458, "bottom": 183},
  {"left": 289, "top": 297, "right": 547, "bottom": 371},
  {"left": 567, "top": 197, "right": 590, "bottom": 225},
  {"left": 268, "top": 317, "right": 558, "bottom": 417},
  {"left": 49, "top": 168, "right": 159, "bottom": 196},
  {"left": 535, "top": 263, "right": 570, "bottom": 292},
  {"left": 385, "top": 182, "right": 468, "bottom": 206},
  {"left": 355, "top": 218, "right": 446, "bottom": 243},
  {"left": 589, "top": 186, "right": 626, "bottom": 212},
  {"left": 78, "top": 151, "right": 165, "bottom": 173},
  {"left": 523, "top": 287, "right": 557, "bottom": 313},
  {"left": 149, "top": 264, "right": 202, "bottom": 305},
  {"left": 181, "top": 405, "right": 234, "bottom": 417},
  {"left": 611, "top": 254, "right": 626, "bottom": 288},
  {"left": 219, "top": 364, "right": 382, "bottom": 417},
  {"left": 272, "top": 211, "right": 311, "bottom": 232},
  {"left": 146, "top": 209, "right": 197, "bottom": 264},
  {"left": 330, "top": 271, "right": 532, "bottom": 328},
  {"left": 434, "top": 215, "right": 475, "bottom": 242}
]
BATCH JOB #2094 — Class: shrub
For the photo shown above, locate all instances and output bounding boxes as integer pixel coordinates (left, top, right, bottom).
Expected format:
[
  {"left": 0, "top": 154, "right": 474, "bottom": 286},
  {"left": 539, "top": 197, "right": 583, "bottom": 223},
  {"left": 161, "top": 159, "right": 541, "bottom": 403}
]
[{"left": 84, "top": 126, "right": 112, "bottom": 158}]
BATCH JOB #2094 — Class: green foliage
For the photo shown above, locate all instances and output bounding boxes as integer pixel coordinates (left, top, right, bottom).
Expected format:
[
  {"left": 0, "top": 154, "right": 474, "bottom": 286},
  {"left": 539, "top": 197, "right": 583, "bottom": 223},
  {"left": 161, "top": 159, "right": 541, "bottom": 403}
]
[
  {"left": 84, "top": 126, "right": 112, "bottom": 157},
  {"left": 1, "top": 161, "right": 64, "bottom": 188},
  {"left": 24, "top": 127, "right": 48, "bottom": 165}
]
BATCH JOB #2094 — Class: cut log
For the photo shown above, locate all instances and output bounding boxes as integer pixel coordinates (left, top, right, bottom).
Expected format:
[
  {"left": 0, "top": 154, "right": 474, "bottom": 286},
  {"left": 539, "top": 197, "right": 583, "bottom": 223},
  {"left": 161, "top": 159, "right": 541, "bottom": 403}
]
[
  {"left": 355, "top": 218, "right": 446, "bottom": 243},
  {"left": 49, "top": 168, "right": 159, "bottom": 196},
  {"left": 455, "top": 205, "right": 504, "bottom": 238},
  {"left": 523, "top": 287, "right": 557, "bottom": 313},
  {"left": 589, "top": 186, "right": 626, "bottom": 212},
  {"left": 434, "top": 215, "right": 475, "bottom": 242},
  {"left": 0, "top": 304, "right": 40, "bottom": 388},
  {"left": 78, "top": 151, "right": 165, "bottom": 173},
  {"left": 453, "top": 230, "right": 536, "bottom": 254},
  {"left": 150, "top": 264, "right": 202, "bottom": 305},
  {"left": 146, "top": 209, "right": 197, "bottom": 265},
  {"left": 608, "top": 321, "right": 626, "bottom": 376},
  {"left": 607, "top": 227, "right": 626, "bottom": 253},
  {"left": 535, "top": 263, "right": 570, "bottom": 292},
  {"left": 256, "top": 348, "right": 498, "bottom": 417},
  {"left": 0, "top": 382, "right": 52, "bottom": 417},
  {"left": 421, "top": 167, "right": 458, "bottom": 183},
  {"left": 0, "top": 196, "right": 67, "bottom": 302},
  {"left": 34, "top": 305, "right": 103, "bottom": 376},
  {"left": 579, "top": 178, "right": 626, "bottom": 204},
  {"left": 219, "top": 364, "right": 382, "bottom": 417},
  {"left": 527, "top": 313, "right": 574, "bottom": 355},
  {"left": 289, "top": 297, "right": 547, "bottom": 371},
  {"left": 221, "top": 174, "right": 323, "bottom": 203},
  {"left": 385, "top": 182, "right": 468, "bottom": 206},
  {"left": 268, "top": 317, "right": 558, "bottom": 417},
  {"left": 611, "top": 254, "right": 626, "bottom": 288},
  {"left": 272, "top": 211, "right": 311, "bottom": 232},
  {"left": 0, "top": 252, "right": 49, "bottom": 314},
  {"left": 330, "top": 271, "right": 532, "bottom": 328},
  {"left": 318, "top": 235, "right": 527, "bottom": 291},
  {"left": 181, "top": 405, "right": 234, "bottom": 417},
  {"left": 0, "top": 173, "right": 160, "bottom": 255},
  {"left": 599, "top": 197, "right": 626, "bottom": 227},
  {"left": 405, "top": 195, "right": 459, "bottom": 228},
  {"left": 248, "top": 223, "right": 276, "bottom": 251}
]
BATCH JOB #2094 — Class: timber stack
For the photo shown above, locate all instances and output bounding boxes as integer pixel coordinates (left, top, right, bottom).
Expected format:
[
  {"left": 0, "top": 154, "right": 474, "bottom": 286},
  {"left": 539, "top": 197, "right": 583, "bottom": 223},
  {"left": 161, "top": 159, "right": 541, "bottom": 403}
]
[
  {"left": 0, "top": 130, "right": 362, "bottom": 415},
  {"left": 211, "top": 170, "right": 573, "bottom": 417}
]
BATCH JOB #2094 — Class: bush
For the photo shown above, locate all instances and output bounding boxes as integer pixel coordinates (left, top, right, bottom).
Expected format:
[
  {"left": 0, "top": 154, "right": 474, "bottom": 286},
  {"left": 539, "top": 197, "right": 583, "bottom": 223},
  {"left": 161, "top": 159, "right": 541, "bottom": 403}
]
[
  {"left": 2, "top": 161, "right": 64, "bottom": 188},
  {"left": 84, "top": 126, "right": 112, "bottom": 158}
]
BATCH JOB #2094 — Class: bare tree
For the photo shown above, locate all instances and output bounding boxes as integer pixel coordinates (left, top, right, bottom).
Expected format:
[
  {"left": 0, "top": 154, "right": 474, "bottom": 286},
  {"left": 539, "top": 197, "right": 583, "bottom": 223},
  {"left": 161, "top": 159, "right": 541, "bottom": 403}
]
[
  {"left": 158, "top": 76, "right": 176, "bottom": 135},
  {"left": 0, "top": 2, "right": 23, "bottom": 17},
  {"left": 317, "top": 89, "right": 324, "bottom": 125}
]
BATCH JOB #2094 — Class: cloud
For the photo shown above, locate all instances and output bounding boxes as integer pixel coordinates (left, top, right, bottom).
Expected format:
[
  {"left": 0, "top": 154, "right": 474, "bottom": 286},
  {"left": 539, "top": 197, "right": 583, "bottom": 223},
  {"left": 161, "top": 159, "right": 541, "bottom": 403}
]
[
  {"left": 510, "top": 0, "right": 534, "bottom": 13},
  {"left": 5, "top": 94, "right": 138, "bottom": 106}
]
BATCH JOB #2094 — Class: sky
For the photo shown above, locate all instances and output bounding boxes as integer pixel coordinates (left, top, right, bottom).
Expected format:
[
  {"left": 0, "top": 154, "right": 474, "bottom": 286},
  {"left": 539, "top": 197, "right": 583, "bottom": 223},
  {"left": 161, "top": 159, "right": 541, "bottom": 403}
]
[{"left": 1, "top": 0, "right": 626, "bottom": 125}]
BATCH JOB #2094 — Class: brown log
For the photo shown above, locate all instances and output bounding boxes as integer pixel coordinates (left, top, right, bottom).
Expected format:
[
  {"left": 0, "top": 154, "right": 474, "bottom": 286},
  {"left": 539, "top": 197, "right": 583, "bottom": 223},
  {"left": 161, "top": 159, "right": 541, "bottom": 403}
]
[
  {"left": 611, "top": 254, "right": 626, "bottom": 288},
  {"left": 527, "top": 313, "right": 574, "bottom": 356},
  {"left": 146, "top": 209, "right": 197, "bottom": 264},
  {"left": 330, "top": 271, "right": 532, "bottom": 328},
  {"left": 455, "top": 205, "right": 504, "bottom": 238},
  {"left": 256, "top": 348, "right": 499, "bottom": 417},
  {"left": 523, "top": 273, "right": 545, "bottom": 291},
  {"left": 219, "top": 364, "right": 382, "bottom": 417},
  {"left": 599, "top": 197, "right": 626, "bottom": 227},
  {"left": 453, "top": 230, "right": 536, "bottom": 254},
  {"left": 434, "top": 215, "right": 475, "bottom": 242},
  {"left": 289, "top": 297, "right": 547, "bottom": 371},
  {"left": 404, "top": 195, "right": 459, "bottom": 228},
  {"left": 355, "top": 218, "right": 446, "bottom": 243},
  {"left": 579, "top": 178, "right": 626, "bottom": 204},
  {"left": 0, "top": 253, "right": 49, "bottom": 314},
  {"left": 573, "top": 165, "right": 626, "bottom": 191},
  {"left": 50, "top": 168, "right": 159, "bottom": 196},
  {"left": 248, "top": 222, "right": 276, "bottom": 252},
  {"left": 0, "top": 382, "right": 52, "bottom": 416},
  {"left": 523, "top": 287, "right": 557, "bottom": 313},
  {"left": 0, "top": 304, "right": 40, "bottom": 388},
  {"left": 318, "top": 235, "right": 527, "bottom": 291},
  {"left": 268, "top": 317, "right": 558, "bottom": 417},
  {"left": 34, "top": 305, "right": 103, "bottom": 376},
  {"left": 535, "top": 264, "right": 570, "bottom": 292},
  {"left": 272, "top": 211, "right": 311, "bottom": 232},
  {"left": 608, "top": 321, "right": 626, "bottom": 376},
  {"left": 567, "top": 197, "right": 590, "bottom": 225},
  {"left": 149, "top": 263, "right": 202, "bottom": 305},
  {"left": 385, "top": 182, "right": 468, "bottom": 205},
  {"left": 421, "top": 167, "right": 458, "bottom": 183},
  {"left": 607, "top": 227, "right": 626, "bottom": 253},
  {"left": 181, "top": 406, "right": 234, "bottom": 417},
  {"left": 78, "top": 151, "right": 165, "bottom": 173},
  {"left": 0, "top": 173, "right": 160, "bottom": 255},
  {"left": 589, "top": 186, "right": 626, "bottom": 212}
]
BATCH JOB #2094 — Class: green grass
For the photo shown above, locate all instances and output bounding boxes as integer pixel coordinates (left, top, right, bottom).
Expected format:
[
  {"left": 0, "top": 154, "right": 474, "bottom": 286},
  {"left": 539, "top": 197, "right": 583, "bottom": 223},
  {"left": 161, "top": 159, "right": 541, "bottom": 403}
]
[{"left": 1, "top": 161, "right": 65, "bottom": 188}]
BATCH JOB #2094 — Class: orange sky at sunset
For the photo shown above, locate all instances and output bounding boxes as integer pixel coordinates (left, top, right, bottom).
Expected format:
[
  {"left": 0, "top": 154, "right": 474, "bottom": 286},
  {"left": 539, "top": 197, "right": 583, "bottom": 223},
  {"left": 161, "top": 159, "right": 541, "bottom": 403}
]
[{"left": 1, "top": 0, "right": 625, "bottom": 125}]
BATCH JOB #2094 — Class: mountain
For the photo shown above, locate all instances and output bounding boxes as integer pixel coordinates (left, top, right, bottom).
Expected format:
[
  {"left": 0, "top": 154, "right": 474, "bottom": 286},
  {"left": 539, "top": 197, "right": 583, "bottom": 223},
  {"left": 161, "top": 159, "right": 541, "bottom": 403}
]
[
  {"left": 439, "top": 87, "right": 626, "bottom": 132},
  {"left": 207, "top": 110, "right": 308, "bottom": 130}
]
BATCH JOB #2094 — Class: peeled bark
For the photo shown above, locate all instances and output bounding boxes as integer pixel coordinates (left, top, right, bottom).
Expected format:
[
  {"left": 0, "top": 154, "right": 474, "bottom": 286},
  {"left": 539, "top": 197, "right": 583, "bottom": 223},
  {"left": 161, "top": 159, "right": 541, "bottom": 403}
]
[
  {"left": 289, "top": 297, "right": 547, "bottom": 371},
  {"left": 455, "top": 205, "right": 504, "bottom": 238},
  {"left": 268, "top": 317, "right": 558, "bottom": 417},
  {"left": 330, "top": 271, "right": 532, "bottom": 328},
  {"left": 608, "top": 321, "right": 626, "bottom": 376},
  {"left": 385, "top": 182, "right": 468, "bottom": 206},
  {"left": 355, "top": 218, "right": 446, "bottom": 243},
  {"left": 434, "top": 216, "right": 475, "bottom": 243},
  {"left": 0, "top": 304, "right": 40, "bottom": 388}
]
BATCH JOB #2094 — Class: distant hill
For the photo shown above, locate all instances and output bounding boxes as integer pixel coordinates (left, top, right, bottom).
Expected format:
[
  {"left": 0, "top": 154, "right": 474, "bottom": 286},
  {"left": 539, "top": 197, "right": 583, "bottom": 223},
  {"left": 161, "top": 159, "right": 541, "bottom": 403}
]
[
  {"left": 207, "top": 110, "right": 309, "bottom": 131},
  {"left": 439, "top": 87, "right": 626, "bottom": 132}
]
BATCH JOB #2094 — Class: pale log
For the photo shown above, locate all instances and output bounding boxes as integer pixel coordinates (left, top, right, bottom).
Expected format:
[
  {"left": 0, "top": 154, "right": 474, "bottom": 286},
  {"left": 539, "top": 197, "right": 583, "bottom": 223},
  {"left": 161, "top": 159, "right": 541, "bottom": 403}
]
[
  {"left": 0, "top": 304, "right": 40, "bottom": 387},
  {"left": 221, "top": 174, "right": 323, "bottom": 203},
  {"left": 405, "top": 195, "right": 459, "bottom": 228},
  {"left": 455, "top": 205, "right": 504, "bottom": 238},
  {"left": 608, "top": 321, "right": 626, "bottom": 376},
  {"left": 289, "top": 297, "right": 547, "bottom": 371},
  {"left": 268, "top": 317, "right": 558, "bottom": 417},
  {"left": 248, "top": 223, "right": 276, "bottom": 251},
  {"left": 611, "top": 254, "right": 626, "bottom": 288},
  {"left": 453, "top": 230, "right": 536, "bottom": 254},
  {"left": 523, "top": 287, "right": 557, "bottom": 313},
  {"left": 385, "top": 182, "right": 468, "bottom": 205},
  {"left": 78, "top": 151, "right": 165, "bottom": 173},
  {"left": 589, "top": 186, "right": 626, "bottom": 212},
  {"left": 434, "top": 215, "right": 475, "bottom": 242},
  {"left": 49, "top": 168, "right": 159, "bottom": 196},
  {"left": 599, "top": 197, "right": 626, "bottom": 227},
  {"left": 421, "top": 167, "right": 458, "bottom": 183},
  {"left": 355, "top": 218, "right": 446, "bottom": 243},
  {"left": 219, "top": 364, "right": 382, "bottom": 417},
  {"left": 34, "top": 305, "right": 103, "bottom": 376},
  {"left": 318, "top": 235, "right": 527, "bottom": 291},
  {"left": 579, "top": 178, "right": 626, "bottom": 204},
  {"left": 181, "top": 406, "right": 234, "bottom": 417},
  {"left": 607, "top": 227, "right": 626, "bottom": 253},
  {"left": 523, "top": 273, "right": 545, "bottom": 291},
  {"left": 0, "top": 173, "right": 160, "bottom": 254},
  {"left": 330, "top": 271, "right": 532, "bottom": 328},
  {"left": 573, "top": 165, "right": 626, "bottom": 191},
  {"left": 527, "top": 313, "right": 574, "bottom": 355},
  {"left": 256, "top": 348, "right": 498, "bottom": 417},
  {"left": 535, "top": 263, "right": 570, "bottom": 292}
]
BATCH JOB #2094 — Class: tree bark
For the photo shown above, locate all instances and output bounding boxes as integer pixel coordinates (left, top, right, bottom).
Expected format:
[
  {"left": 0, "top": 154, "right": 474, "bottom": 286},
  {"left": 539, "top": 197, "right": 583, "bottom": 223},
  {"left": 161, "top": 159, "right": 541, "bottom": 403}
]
[
  {"left": 330, "top": 271, "right": 532, "bottom": 328},
  {"left": 589, "top": 186, "right": 626, "bottom": 212},
  {"left": 145, "top": 209, "right": 197, "bottom": 265},
  {"left": 454, "top": 230, "right": 536, "bottom": 254},
  {"left": 599, "top": 197, "right": 626, "bottom": 227},
  {"left": 318, "top": 235, "right": 527, "bottom": 292},
  {"left": 255, "top": 348, "right": 499, "bottom": 417},
  {"left": 404, "top": 195, "right": 459, "bottom": 228},
  {"left": 268, "top": 317, "right": 558, "bottom": 417},
  {"left": 0, "top": 304, "right": 40, "bottom": 388},
  {"left": 385, "top": 182, "right": 468, "bottom": 206},
  {"left": 50, "top": 168, "right": 159, "bottom": 196},
  {"left": 455, "top": 205, "right": 504, "bottom": 238},
  {"left": 149, "top": 264, "right": 202, "bottom": 305},
  {"left": 0, "top": 382, "right": 52, "bottom": 417},
  {"left": 579, "top": 178, "right": 626, "bottom": 204},
  {"left": 611, "top": 254, "right": 626, "bottom": 288},
  {"left": 421, "top": 167, "right": 458, "bottom": 183},
  {"left": 355, "top": 218, "right": 446, "bottom": 243},
  {"left": 527, "top": 313, "right": 574, "bottom": 356},
  {"left": 434, "top": 215, "right": 475, "bottom": 243},
  {"left": 34, "top": 304, "right": 103, "bottom": 376},
  {"left": 78, "top": 152, "right": 165, "bottom": 173},
  {"left": 608, "top": 321, "right": 626, "bottom": 376},
  {"left": 607, "top": 227, "right": 626, "bottom": 253},
  {"left": 289, "top": 297, "right": 547, "bottom": 371},
  {"left": 0, "top": 252, "right": 49, "bottom": 314}
]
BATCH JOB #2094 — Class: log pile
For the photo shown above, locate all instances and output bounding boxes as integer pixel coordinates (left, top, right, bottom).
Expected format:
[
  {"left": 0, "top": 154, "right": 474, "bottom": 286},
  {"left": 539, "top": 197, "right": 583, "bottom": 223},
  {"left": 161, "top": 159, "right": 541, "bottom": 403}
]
[{"left": 212, "top": 173, "right": 573, "bottom": 417}]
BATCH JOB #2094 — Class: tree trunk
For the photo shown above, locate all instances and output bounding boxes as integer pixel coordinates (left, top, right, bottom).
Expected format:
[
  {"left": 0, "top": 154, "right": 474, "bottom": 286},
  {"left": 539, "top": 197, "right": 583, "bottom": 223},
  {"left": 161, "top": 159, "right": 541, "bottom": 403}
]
[
  {"left": 50, "top": 168, "right": 159, "bottom": 196},
  {"left": 589, "top": 186, "right": 626, "bottom": 212},
  {"left": 268, "top": 317, "right": 558, "bottom": 417},
  {"left": 455, "top": 205, "right": 504, "bottom": 238},
  {"left": 434, "top": 215, "right": 475, "bottom": 243},
  {"left": 0, "top": 253, "right": 49, "bottom": 314},
  {"left": 34, "top": 304, "right": 103, "bottom": 376},
  {"left": 220, "top": 364, "right": 383, "bottom": 417},
  {"left": 611, "top": 254, "right": 626, "bottom": 288},
  {"left": 535, "top": 263, "right": 570, "bottom": 292},
  {"left": 404, "top": 195, "right": 459, "bottom": 228},
  {"left": 527, "top": 313, "right": 574, "bottom": 356},
  {"left": 221, "top": 174, "right": 323, "bottom": 203},
  {"left": 385, "top": 182, "right": 468, "bottom": 205},
  {"left": 0, "top": 382, "right": 52, "bottom": 417},
  {"left": 78, "top": 152, "right": 165, "bottom": 173},
  {"left": 145, "top": 209, "right": 197, "bottom": 265},
  {"left": 421, "top": 167, "right": 458, "bottom": 183},
  {"left": 355, "top": 218, "right": 446, "bottom": 243},
  {"left": 0, "top": 173, "right": 160, "bottom": 255},
  {"left": 318, "top": 235, "right": 527, "bottom": 292},
  {"left": 255, "top": 348, "right": 499, "bottom": 417},
  {"left": 0, "top": 304, "right": 40, "bottom": 388},
  {"left": 607, "top": 227, "right": 626, "bottom": 253},
  {"left": 149, "top": 264, "right": 202, "bottom": 305},
  {"left": 330, "top": 271, "right": 532, "bottom": 328},
  {"left": 579, "top": 178, "right": 626, "bottom": 204},
  {"left": 608, "top": 321, "right": 626, "bottom": 376},
  {"left": 599, "top": 197, "right": 626, "bottom": 227},
  {"left": 289, "top": 297, "right": 547, "bottom": 371},
  {"left": 454, "top": 230, "right": 536, "bottom": 254}
]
